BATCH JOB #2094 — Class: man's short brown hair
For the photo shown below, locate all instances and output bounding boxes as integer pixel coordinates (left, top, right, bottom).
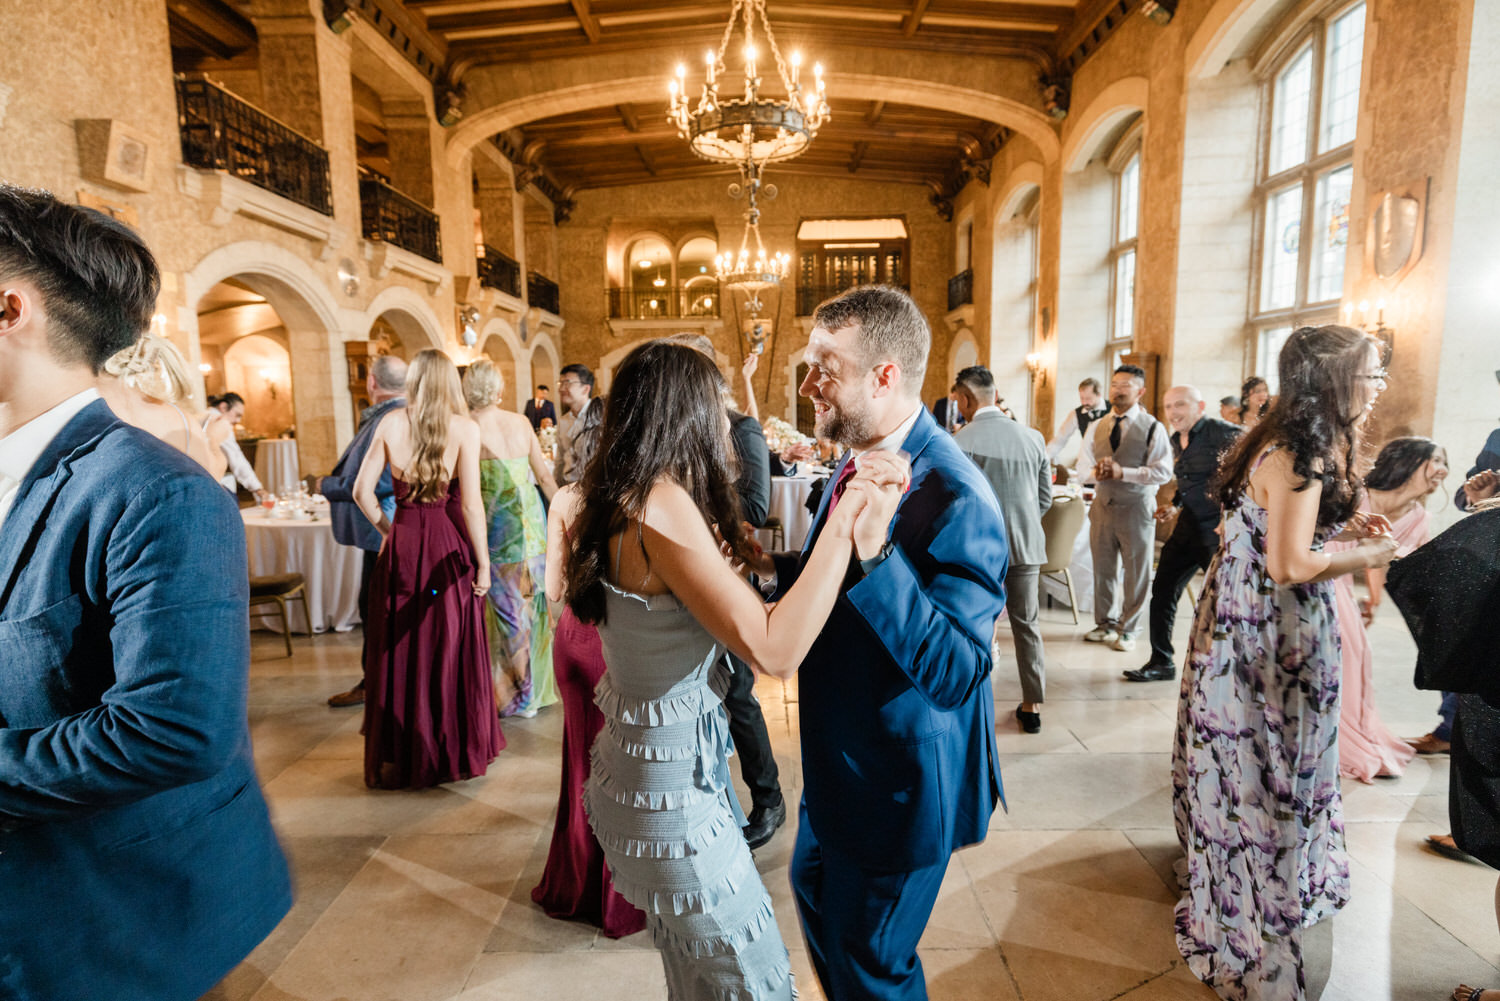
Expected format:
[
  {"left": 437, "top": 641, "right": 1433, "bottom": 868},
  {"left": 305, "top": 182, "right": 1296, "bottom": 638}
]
[{"left": 811, "top": 285, "right": 929, "bottom": 392}]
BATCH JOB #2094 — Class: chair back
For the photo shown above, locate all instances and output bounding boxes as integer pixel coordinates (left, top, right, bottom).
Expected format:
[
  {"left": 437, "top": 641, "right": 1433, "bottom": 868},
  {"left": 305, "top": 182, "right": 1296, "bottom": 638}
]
[{"left": 1040, "top": 495, "right": 1085, "bottom": 574}]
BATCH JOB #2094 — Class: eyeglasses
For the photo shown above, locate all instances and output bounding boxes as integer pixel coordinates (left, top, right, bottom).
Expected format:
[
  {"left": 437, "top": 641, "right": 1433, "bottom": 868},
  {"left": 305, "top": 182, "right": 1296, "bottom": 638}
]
[
  {"left": 557, "top": 378, "right": 582, "bottom": 388},
  {"left": 1357, "top": 370, "right": 1389, "bottom": 382}
]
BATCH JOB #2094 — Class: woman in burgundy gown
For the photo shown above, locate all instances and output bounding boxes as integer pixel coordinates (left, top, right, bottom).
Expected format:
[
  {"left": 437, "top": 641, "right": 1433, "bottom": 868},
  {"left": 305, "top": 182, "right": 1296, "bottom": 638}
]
[
  {"left": 531, "top": 399, "right": 645, "bottom": 937},
  {"left": 355, "top": 348, "right": 505, "bottom": 790}
]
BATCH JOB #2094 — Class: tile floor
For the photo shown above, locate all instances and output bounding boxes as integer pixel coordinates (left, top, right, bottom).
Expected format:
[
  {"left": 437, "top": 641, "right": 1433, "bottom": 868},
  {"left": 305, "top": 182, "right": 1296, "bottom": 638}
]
[{"left": 203, "top": 597, "right": 1500, "bottom": 1001}]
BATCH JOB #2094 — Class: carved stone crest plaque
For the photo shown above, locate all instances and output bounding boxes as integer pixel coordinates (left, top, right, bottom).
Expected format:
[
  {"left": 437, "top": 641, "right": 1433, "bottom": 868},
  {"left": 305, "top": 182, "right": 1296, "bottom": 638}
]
[{"left": 1366, "top": 181, "right": 1426, "bottom": 285}]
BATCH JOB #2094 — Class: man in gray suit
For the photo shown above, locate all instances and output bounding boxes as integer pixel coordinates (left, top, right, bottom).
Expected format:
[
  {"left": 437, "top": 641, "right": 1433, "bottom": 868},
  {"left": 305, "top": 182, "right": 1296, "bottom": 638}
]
[{"left": 953, "top": 365, "right": 1052, "bottom": 733}]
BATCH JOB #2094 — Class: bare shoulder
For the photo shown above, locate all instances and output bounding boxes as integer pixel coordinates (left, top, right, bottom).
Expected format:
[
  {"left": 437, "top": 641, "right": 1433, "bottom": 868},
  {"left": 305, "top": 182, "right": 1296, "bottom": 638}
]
[
  {"left": 640, "top": 480, "right": 704, "bottom": 537},
  {"left": 449, "top": 413, "right": 480, "bottom": 441}
]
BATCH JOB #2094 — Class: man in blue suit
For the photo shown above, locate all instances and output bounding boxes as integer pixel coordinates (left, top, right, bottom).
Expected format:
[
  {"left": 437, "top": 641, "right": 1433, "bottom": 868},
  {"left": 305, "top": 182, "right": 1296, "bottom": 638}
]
[
  {"left": 0, "top": 186, "right": 290, "bottom": 1001},
  {"left": 769, "top": 286, "right": 1008, "bottom": 1000}
]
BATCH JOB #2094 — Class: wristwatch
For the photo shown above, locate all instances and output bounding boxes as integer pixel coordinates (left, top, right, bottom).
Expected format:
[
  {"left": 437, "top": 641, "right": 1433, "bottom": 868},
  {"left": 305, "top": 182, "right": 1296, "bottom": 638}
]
[{"left": 858, "top": 541, "right": 896, "bottom": 576}]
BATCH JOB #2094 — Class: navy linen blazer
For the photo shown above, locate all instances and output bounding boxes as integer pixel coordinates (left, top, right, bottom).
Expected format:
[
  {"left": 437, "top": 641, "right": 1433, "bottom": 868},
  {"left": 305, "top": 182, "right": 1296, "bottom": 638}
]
[
  {"left": 772, "top": 408, "right": 1008, "bottom": 872},
  {"left": 0, "top": 401, "right": 291, "bottom": 1001}
]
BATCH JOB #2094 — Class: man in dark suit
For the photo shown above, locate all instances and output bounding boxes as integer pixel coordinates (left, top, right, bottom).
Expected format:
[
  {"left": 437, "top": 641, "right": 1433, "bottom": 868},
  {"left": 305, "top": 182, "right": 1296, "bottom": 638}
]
[
  {"left": 1124, "top": 385, "right": 1240, "bottom": 682},
  {"left": 0, "top": 186, "right": 291, "bottom": 1001},
  {"left": 767, "top": 286, "right": 1008, "bottom": 1000},
  {"left": 523, "top": 384, "right": 555, "bottom": 430},
  {"left": 320, "top": 354, "right": 407, "bottom": 707},
  {"left": 952, "top": 364, "right": 1052, "bottom": 733}
]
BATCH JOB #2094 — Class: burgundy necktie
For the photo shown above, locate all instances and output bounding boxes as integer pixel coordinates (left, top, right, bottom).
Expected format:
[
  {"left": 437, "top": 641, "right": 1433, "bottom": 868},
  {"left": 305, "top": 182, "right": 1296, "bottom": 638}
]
[{"left": 826, "top": 460, "right": 858, "bottom": 516}]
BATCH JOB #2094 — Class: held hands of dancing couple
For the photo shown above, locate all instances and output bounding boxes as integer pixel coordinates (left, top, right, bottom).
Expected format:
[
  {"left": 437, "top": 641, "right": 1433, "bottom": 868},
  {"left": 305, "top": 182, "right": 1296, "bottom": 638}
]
[{"left": 627, "top": 450, "right": 908, "bottom": 680}]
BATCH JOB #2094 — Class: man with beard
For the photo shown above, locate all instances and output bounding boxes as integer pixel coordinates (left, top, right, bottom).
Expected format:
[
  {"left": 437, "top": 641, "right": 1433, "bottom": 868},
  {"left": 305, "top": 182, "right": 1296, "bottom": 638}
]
[
  {"left": 753, "top": 285, "right": 1008, "bottom": 1000},
  {"left": 1077, "top": 364, "right": 1173, "bottom": 652}
]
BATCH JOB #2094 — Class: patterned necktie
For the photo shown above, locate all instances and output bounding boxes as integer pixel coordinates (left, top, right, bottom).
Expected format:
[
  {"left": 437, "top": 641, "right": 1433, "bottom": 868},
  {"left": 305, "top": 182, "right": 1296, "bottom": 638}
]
[
  {"left": 1109, "top": 415, "right": 1124, "bottom": 452},
  {"left": 826, "top": 459, "right": 858, "bottom": 516}
]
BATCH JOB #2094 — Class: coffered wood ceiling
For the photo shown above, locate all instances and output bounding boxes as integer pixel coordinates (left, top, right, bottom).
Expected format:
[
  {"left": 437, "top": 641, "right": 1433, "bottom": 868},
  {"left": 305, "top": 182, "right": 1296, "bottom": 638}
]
[{"left": 170, "top": 0, "right": 1135, "bottom": 197}]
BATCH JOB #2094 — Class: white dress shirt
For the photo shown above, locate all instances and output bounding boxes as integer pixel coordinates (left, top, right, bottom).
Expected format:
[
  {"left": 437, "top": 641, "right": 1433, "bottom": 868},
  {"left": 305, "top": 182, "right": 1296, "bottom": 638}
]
[
  {"left": 852, "top": 403, "right": 924, "bottom": 461},
  {"left": 1075, "top": 403, "right": 1173, "bottom": 486},
  {"left": 0, "top": 388, "right": 100, "bottom": 533}
]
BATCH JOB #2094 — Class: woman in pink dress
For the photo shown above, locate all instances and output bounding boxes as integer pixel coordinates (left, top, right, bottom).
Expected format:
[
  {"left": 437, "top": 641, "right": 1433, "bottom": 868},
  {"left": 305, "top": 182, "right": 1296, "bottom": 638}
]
[{"left": 1328, "top": 436, "right": 1449, "bottom": 782}]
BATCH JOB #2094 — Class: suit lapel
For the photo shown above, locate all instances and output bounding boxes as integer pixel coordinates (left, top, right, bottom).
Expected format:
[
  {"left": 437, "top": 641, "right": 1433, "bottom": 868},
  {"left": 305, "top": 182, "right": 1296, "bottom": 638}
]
[
  {"left": 0, "top": 400, "right": 119, "bottom": 610},
  {"left": 800, "top": 451, "right": 852, "bottom": 558}
]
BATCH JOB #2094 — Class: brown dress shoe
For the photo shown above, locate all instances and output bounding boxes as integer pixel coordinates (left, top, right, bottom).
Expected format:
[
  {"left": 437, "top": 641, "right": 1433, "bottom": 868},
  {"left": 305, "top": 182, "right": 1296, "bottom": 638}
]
[
  {"left": 327, "top": 683, "right": 365, "bottom": 708},
  {"left": 1405, "top": 732, "right": 1450, "bottom": 755}
]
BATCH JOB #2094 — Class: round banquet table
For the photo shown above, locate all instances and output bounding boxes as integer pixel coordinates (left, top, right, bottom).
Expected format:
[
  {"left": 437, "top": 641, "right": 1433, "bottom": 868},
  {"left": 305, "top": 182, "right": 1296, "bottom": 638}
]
[
  {"left": 241, "top": 508, "right": 362, "bottom": 633},
  {"left": 253, "top": 438, "right": 301, "bottom": 495},
  {"left": 757, "top": 473, "right": 826, "bottom": 552}
]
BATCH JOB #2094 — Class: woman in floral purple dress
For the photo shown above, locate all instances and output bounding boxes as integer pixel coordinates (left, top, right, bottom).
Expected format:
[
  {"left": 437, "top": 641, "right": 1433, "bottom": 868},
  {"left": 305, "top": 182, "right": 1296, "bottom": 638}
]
[{"left": 1172, "top": 325, "right": 1399, "bottom": 1001}]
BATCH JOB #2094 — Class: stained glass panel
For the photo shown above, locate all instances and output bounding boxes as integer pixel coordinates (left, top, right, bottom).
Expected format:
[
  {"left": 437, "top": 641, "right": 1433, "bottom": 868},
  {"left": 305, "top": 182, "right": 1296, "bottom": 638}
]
[
  {"left": 1260, "top": 186, "right": 1302, "bottom": 311},
  {"left": 1309, "top": 165, "right": 1352, "bottom": 302}
]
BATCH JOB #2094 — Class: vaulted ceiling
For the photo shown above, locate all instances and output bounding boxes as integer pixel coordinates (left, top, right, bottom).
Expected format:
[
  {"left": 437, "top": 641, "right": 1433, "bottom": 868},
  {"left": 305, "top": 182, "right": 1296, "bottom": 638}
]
[{"left": 169, "top": 0, "right": 1129, "bottom": 197}]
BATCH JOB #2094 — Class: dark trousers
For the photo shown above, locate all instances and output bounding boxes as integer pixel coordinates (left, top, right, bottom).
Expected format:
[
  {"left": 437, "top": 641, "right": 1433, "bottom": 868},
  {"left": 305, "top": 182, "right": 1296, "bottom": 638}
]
[
  {"left": 1436, "top": 691, "right": 1458, "bottom": 742},
  {"left": 723, "top": 654, "right": 782, "bottom": 811},
  {"left": 356, "top": 548, "right": 378, "bottom": 683},
  {"left": 791, "top": 801, "right": 948, "bottom": 1001},
  {"left": 1147, "top": 521, "right": 1216, "bottom": 667}
]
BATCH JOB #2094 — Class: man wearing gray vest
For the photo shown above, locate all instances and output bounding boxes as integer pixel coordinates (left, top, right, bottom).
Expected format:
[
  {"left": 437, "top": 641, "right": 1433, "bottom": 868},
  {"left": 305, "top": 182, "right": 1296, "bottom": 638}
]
[
  {"left": 1078, "top": 364, "right": 1172, "bottom": 651},
  {"left": 952, "top": 365, "right": 1052, "bottom": 733}
]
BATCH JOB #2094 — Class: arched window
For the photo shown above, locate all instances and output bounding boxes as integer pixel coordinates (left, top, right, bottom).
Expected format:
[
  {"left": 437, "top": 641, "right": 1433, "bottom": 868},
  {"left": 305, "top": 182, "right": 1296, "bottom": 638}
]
[
  {"left": 1251, "top": 1, "right": 1366, "bottom": 386},
  {"left": 1107, "top": 138, "right": 1141, "bottom": 369}
]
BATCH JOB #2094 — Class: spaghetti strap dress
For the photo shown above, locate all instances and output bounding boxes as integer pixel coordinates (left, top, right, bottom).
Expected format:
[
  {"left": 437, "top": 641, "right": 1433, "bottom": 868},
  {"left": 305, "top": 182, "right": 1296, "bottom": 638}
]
[
  {"left": 1171, "top": 448, "right": 1348, "bottom": 1001},
  {"left": 364, "top": 475, "right": 505, "bottom": 789},
  {"left": 582, "top": 533, "right": 792, "bottom": 1000}
]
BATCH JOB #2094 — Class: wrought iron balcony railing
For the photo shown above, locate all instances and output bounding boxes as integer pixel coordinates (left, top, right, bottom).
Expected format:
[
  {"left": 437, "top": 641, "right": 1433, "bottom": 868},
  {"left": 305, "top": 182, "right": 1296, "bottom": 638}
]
[
  {"left": 528, "top": 272, "right": 561, "bottom": 315},
  {"left": 477, "top": 245, "right": 522, "bottom": 298},
  {"left": 606, "top": 286, "right": 722, "bottom": 320},
  {"left": 796, "top": 283, "right": 911, "bottom": 317},
  {"left": 948, "top": 268, "right": 974, "bottom": 311},
  {"left": 175, "top": 77, "right": 333, "bottom": 216},
  {"left": 359, "top": 172, "right": 442, "bottom": 263}
]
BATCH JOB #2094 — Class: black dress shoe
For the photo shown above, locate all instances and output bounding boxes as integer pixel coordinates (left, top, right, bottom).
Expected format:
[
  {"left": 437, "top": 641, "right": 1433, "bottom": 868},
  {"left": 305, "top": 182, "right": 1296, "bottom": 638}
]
[
  {"left": 1123, "top": 663, "right": 1175, "bottom": 683},
  {"left": 1015, "top": 705, "right": 1041, "bottom": 734},
  {"left": 743, "top": 801, "right": 786, "bottom": 850}
]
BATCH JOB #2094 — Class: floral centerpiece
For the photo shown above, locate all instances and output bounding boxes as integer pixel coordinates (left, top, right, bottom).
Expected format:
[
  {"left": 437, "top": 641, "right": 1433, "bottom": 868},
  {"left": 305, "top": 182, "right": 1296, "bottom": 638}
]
[
  {"left": 762, "top": 415, "right": 813, "bottom": 454},
  {"left": 538, "top": 425, "right": 558, "bottom": 461}
]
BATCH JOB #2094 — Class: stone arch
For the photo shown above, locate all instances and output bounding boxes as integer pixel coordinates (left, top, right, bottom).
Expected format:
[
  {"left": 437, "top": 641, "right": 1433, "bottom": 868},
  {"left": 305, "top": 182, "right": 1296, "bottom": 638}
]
[
  {"left": 947, "top": 328, "right": 979, "bottom": 387},
  {"left": 364, "top": 285, "right": 447, "bottom": 351},
  {"left": 994, "top": 161, "right": 1045, "bottom": 223},
  {"left": 529, "top": 330, "right": 561, "bottom": 400},
  {"left": 181, "top": 240, "right": 346, "bottom": 472},
  {"left": 1187, "top": 0, "right": 1284, "bottom": 80},
  {"left": 479, "top": 316, "right": 525, "bottom": 411},
  {"left": 783, "top": 344, "right": 808, "bottom": 428},
  {"left": 447, "top": 74, "right": 1060, "bottom": 167},
  {"left": 1061, "top": 77, "right": 1149, "bottom": 172},
  {"left": 619, "top": 229, "right": 675, "bottom": 288}
]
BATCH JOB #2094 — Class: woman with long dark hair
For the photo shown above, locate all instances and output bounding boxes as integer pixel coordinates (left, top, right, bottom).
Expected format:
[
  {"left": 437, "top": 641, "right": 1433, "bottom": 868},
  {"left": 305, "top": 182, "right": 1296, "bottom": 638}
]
[
  {"left": 1172, "top": 326, "right": 1399, "bottom": 1000},
  {"left": 1239, "top": 375, "right": 1270, "bottom": 428},
  {"left": 566, "top": 340, "right": 901, "bottom": 999},
  {"left": 354, "top": 349, "right": 504, "bottom": 789},
  {"left": 1326, "top": 436, "right": 1448, "bottom": 782}
]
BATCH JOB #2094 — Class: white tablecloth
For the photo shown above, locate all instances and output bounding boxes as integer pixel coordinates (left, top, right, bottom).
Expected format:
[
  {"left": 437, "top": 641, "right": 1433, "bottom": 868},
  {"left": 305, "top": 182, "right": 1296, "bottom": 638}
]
[
  {"left": 758, "top": 474, "right": 825, "bottom": 551},
  {"left": 253, "top": 439, "right": 300, "bottom": 495},
  {"left": 242, "top": 509, "right": 362, "bottom": 633}
]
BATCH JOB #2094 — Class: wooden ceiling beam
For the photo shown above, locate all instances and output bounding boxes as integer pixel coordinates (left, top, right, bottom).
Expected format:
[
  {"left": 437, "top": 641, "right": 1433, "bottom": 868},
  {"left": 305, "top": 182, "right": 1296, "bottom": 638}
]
[
  {"left": 617, "top": 103, "right": 641, "bottom": 131},
  {"left": 865, "top": 100, "right": 886, "bottom": 127},
  {"left": 635, "top": 144, "right": 658, "bottom": 175},
  {"left": 570, "top": 0, "right": 602, "bottom": 42},
  {"left": 901, "top": 0, "right": 931, "bottom": 37}
]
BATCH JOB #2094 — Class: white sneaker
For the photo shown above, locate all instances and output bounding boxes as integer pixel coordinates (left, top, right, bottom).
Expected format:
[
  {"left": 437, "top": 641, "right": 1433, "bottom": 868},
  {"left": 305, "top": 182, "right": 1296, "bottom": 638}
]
[
  {"left": 1110, "top": 633, "right": 1137, "bottom": 652},
  {"left": 1083, "top": 627, "right": 1118, "bottom": 643}
]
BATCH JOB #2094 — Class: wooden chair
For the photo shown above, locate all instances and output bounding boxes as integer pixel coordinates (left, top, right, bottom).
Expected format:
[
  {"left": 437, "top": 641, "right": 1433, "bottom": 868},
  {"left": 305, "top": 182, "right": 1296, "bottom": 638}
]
[
  {"left": 249, "top": 573, "right": 308, "bottom": 658},
  {"left": 760, "top": 515, "right": 785, "bottom": 551},
  {"left": 1039, "top": 495, "right": 1087, "bottom": 624}
]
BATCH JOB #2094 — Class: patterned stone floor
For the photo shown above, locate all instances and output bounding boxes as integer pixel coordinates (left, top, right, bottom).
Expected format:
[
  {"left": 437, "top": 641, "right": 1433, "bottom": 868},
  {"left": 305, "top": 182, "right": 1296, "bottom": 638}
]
[{"left": 203, "top": 594, "right": 1499, "bottom": 1001}]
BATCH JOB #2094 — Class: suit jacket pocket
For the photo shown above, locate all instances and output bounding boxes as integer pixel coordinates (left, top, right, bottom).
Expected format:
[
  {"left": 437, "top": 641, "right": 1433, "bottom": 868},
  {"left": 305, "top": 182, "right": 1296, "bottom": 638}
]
[{"left": 0, "top": 592, "right": 88, "bottom": 727}]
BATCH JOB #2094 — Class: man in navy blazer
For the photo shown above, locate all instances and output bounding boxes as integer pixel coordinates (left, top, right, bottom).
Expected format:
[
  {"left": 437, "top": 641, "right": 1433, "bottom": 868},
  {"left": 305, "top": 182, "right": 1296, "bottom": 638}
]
[
  {"left": 768, "top": 286, "right": 1008, "bottom": 1000},
  {"left": 0, "top": 187, "right": 290, "bottom": 1001}
]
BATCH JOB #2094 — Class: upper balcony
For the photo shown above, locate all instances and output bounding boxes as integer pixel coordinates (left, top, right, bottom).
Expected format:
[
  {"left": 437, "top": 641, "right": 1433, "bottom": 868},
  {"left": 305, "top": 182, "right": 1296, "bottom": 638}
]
[
  {"left": 606, "top": 286, "right": 721, "bottom": 320},
  {"left": 796, "top": 283, "right": 911, "bottom": 317},
  {"left": 948, "top": 268, "right": 974, "bottom": 311},
  {"left": 359, "top": 170, "right": 442, "bottom": 264},
  {"left": 175, "top": 76, "right": 332, "bottom": 217},
  {"left": 528, "top": 272, "right": 561, "bottom": 315},
  {"left": 477, "top": 244, "right": 522, "bottom": 298}
]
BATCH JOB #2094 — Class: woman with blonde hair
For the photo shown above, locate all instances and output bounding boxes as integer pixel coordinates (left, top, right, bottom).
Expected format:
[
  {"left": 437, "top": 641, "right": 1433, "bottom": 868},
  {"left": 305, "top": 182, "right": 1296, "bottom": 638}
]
[
  {"left": 462, "top": 358, "right": 561, "bottom": 717},
  {"left": 354, "top": 348, "right": 504, "bottom": 789},
  {"left": 99, "top": 332, "right": 223, "bottom": 477}
]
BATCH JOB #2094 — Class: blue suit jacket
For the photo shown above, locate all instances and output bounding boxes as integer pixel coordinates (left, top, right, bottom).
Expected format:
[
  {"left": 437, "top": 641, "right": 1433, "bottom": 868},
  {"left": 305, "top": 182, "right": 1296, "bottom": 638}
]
[
  {"left": 323, "top": 396, "right": 403, "bottom": 552},
  {"left": 0, "top": 400, "right": 291, "bottom": 1001},
  {"left": 772, "top": 408, "right": 1008, "bottom": 872}
]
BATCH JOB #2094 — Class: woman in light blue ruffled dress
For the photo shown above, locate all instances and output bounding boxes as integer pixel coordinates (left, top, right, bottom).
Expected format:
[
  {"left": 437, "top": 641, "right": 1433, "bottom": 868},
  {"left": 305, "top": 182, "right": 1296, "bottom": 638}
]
[{"left": 562, "top": 340, "right": 903, "bottom": 999}]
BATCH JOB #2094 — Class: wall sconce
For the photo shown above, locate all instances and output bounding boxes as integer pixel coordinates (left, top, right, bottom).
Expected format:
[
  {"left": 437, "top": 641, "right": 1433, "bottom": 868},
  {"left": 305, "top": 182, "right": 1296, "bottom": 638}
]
[
  {"left": 198, "top": 363, "right": 212, "bottom": 374},
  {"left": 1343, "top": 298, "right": 1396, "bottom": 358},
  {"left": 260, "top": 367, "right": 280, "bottom": 401},
  {"left": 1025, "top": 352, "right": 1048, "bottom": 388}
]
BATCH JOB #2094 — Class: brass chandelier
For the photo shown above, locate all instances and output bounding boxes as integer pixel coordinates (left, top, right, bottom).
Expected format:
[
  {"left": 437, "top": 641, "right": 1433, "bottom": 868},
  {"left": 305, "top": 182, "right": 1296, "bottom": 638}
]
[
  {"left": 716, "top": 164, "right": 788, "bottom": 313},
  {"left": 667, "top": 0, "right": 830, "bottom": 166}
]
